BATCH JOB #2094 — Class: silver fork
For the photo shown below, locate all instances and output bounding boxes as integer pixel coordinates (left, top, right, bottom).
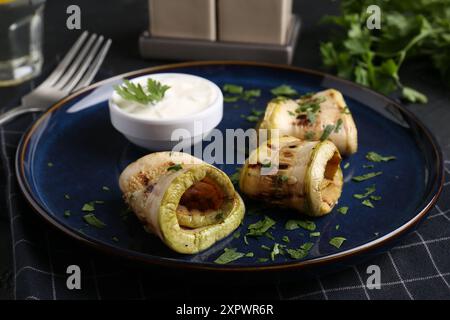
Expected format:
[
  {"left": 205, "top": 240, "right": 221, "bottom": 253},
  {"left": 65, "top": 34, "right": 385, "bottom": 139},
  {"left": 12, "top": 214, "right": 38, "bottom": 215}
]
[{"left": 0, "top": 31, "right": 112, "bottom": 125}]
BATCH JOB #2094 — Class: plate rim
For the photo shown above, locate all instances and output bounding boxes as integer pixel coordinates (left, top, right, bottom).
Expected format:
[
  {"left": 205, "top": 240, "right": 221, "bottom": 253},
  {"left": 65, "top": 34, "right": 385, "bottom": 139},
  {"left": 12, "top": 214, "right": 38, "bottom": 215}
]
[{"left": 15, "top": 60, "right": 445, "bottom": 272}]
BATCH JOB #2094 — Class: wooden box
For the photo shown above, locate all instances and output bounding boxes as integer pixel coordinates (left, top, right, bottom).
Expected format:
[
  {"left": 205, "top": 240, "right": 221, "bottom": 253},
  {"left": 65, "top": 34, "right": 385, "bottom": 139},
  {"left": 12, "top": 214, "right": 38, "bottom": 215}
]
[
  {"left": 218, "top": 0, "right": 293, "bottom": 45},
  {"left": 149, "top": 0, "right": 216, "bottom": 41}
]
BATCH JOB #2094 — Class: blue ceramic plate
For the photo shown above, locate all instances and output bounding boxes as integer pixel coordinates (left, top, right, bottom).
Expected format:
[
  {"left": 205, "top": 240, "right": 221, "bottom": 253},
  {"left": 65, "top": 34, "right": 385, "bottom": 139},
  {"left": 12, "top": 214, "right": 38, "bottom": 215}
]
[{"left": 16, "top": 62, "right": 444, "bottom": 271}]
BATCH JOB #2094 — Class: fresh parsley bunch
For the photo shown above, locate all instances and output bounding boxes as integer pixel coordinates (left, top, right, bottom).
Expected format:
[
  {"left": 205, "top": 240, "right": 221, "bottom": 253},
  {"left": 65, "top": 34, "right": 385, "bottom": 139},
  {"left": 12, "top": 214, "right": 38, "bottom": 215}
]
[{"left": 320, "top": 0, "right": 450, "bottom": 103}]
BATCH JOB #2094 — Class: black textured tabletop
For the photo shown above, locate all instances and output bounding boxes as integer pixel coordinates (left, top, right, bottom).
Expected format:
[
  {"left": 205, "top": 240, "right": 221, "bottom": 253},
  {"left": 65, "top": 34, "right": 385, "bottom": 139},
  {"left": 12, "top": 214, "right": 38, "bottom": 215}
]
[{"left": 0, "top": 0, "right": 449, "bottom": 300}]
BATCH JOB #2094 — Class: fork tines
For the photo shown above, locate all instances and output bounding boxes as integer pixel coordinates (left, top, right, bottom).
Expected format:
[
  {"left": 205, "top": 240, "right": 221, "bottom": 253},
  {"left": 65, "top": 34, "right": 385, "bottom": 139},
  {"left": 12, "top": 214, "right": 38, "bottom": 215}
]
[{"left": 40, "top": 31, "right": 112, "bottom": 93}]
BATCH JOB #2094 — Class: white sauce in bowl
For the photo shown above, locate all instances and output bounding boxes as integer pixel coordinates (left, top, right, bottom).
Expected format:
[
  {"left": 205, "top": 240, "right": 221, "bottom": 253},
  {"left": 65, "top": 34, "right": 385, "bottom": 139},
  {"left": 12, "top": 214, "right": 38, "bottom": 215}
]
[{"left": 111, "top": 73, "right": 218, "bottom": 120}]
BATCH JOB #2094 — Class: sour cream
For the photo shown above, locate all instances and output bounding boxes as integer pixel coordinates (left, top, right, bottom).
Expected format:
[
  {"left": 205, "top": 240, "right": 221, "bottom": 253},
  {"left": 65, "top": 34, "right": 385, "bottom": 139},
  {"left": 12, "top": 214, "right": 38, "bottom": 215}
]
[{"left": 112, "top": 73, "right": 218, "bottom": 120}]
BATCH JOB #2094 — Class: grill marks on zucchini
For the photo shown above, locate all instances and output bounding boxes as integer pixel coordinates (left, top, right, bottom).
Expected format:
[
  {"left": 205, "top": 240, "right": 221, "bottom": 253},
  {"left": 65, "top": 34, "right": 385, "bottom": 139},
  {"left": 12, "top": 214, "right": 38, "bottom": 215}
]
[{"left": 240, "top": 137, "right": 343, "bottom": 216}]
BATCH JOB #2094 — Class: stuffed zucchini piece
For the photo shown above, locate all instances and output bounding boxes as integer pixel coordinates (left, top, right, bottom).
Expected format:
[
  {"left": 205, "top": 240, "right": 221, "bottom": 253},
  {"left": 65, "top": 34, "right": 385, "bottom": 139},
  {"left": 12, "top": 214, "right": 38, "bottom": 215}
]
[
  {"left": 119, "top": 152, "right": 245, "bottom": 254},
  {"left": 240, "top": 136, "right": 343, "bottom": 217},
  {"left": 259, "top": 89, "right": 358, "bottom": 156}
]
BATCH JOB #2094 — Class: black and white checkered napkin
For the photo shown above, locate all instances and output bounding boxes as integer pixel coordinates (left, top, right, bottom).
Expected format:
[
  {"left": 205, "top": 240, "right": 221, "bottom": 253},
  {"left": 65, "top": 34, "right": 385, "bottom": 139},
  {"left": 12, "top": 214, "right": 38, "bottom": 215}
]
[{"left": 1, "top": 108, "right": 450, "bottom": 300}]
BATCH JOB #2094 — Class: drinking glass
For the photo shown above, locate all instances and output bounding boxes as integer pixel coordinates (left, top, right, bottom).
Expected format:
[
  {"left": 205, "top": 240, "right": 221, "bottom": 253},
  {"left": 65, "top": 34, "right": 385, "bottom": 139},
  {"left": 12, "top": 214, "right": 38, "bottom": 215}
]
[{"left": 0, "top": 0, "right": 45, "bottom": 87}]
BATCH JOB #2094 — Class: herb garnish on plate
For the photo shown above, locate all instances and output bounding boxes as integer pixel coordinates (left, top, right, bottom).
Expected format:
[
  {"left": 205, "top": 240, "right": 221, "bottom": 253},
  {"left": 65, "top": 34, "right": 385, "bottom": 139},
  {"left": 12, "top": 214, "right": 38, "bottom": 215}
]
[
  {"left": 337, "top": 206, "right": 349, "bottom": 215},
  {"left": 352, "top": 171, "right": 382, "bottom": 182},
  {"left": 366, "top": 151, "right": 396, "bottom": 162},
  {"left": 329, "top": 237, "right": 346, "bottom": 249},
  {"left": 286, "top": 242, "right": 314, "bottom": 260},
  {"left": 271, "top": 85, "right": 298, "bottom": 97},
  {"left": 214, "top": 248, "right": 246, "bottom": 264},
  {"left": 83, "top": 214, "right": 106, "bottom": 229},
  {"left": 285, "top": 219, "right": 316, "bottom": 231},
  {"left": 223, "top": 84, "right": 261, "bottom": 103},
  {"left": 246, "top": 216, "right": 276, "bottom": 237}
]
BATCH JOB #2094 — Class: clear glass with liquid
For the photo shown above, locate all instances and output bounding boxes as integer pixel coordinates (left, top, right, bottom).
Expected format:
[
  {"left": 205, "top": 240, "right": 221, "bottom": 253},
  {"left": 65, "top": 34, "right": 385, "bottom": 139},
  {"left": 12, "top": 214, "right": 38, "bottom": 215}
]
[{"left": 0, "top": 0, "right": 45, "bottom": 87}]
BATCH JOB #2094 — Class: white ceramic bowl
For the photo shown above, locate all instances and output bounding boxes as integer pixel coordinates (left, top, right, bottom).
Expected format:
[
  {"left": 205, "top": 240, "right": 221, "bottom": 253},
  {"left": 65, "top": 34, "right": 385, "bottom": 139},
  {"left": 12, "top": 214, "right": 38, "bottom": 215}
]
[{"left": 108, "top": 73, "right": 223, "bottom": 151}]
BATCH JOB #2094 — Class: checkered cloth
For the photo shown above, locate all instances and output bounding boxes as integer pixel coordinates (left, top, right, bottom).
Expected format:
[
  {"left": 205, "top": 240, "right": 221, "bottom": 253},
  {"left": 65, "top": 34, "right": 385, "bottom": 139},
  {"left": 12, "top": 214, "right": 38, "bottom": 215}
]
[{"left": 1, "top": 92, "right": 450, "bottom": 301}]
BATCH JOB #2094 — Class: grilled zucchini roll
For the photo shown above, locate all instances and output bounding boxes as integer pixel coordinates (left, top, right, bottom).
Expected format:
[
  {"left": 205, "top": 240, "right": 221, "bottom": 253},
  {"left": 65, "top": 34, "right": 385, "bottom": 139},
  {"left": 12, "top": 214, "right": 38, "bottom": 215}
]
[
  {"left": 119, "top": 152, "right": 245, "bottom": 254},
  {"left": 259, "top": 89, "right": 358, "bottom": 155},
  {"left": 239, "top": 136, "right": 343, "bottom": 217}
]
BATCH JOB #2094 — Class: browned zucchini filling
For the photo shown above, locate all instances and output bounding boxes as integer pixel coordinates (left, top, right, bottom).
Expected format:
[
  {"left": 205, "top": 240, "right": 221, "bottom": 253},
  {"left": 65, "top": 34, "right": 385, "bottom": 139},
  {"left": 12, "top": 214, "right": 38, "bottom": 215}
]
[{"left": 178, "top": 177, "right": 225, "bottom": 215}]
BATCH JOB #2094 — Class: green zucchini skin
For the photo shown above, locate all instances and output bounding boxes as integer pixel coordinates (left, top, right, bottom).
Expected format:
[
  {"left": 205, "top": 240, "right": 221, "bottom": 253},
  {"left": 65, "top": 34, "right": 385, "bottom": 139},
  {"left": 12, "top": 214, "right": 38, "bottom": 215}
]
[{"left": 119, "top": 152, "right": 245, "bottom": 254}]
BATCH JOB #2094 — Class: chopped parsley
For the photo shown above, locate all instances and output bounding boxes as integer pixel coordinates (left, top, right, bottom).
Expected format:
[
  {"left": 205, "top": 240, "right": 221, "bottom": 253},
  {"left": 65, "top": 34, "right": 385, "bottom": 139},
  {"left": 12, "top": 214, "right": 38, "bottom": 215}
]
[
  {"left": 310, "top": 232, "right": 321, "bottom": 237},
  {"left": 224, "top": 95, "right": 240, "bottom": 103},
  {"left": 83, "top": 214, "right": 106, "bottom": 229},
  {"left": 223, "top": 84, "right": 261, "bottom": 103},
  {"left": 277, "top": 175, "right": 289, "bottom": 183},
  {"left": 353, "top": 185, "right": 376, "bottom": 199},
  {"left": 352, "top": 171, "right": 382, "bottom": 182},
  {"left": 297, "top": 97, "right": 325, "bottom": 112},
  {"left": 288, "top": 110, "right": 296, "bottom": 116},
  {"left": 242, "top": 114, "right": 260, "bottom": 123},
  {"left": 286, "top": 242, "right": 314, "bottom": 259},
  {"left": 214, "top": 248, "right": 246, "bottom": 264},
  {"left": 265, "top": 232, "right": 275, "bottom": 241},
  {"left": 295, "top": 98, "right": 323, "bottom": 125},
  {"left": 341, "top": 106, "right": 351, "bottom": 114},
  {"left": 229, "top": 169, "right": 241, "bottom": 185},
  {"left": 300, "top": 92, "right": 315, "bottom": 99},
  {"left": 64, "top": 194, "right": 70, "bottom": 200},
  {"left": 82, "top": 202, "right": 95, "bottom": 212},
  {"left": 270, "top": 243, "right": 283, "bottom": 261},
  {"left": 246, "top": 216, "right": 276, "bottom": 237},
  {"left": 334, "top": 119, "right": 343, "bottom": 132},
  {"left": 271, "top": 84, "right": 298, "bottom": 97},
  {"left": 335, "top": 225, "right": 340, "bottom": 230},
  {"left": 112, "top": 236, "right": 119, "bottom": 242},
  {"left": 242, "top": 109, "right": 264, "bottom": 123},
  {"left": 47, "top": 162, "right": 54, "bottom": 167},
  {"left": 282, "top": 236, "right": 290, "bottom": 243},
  {"left": 167, "top": 164, "right": 183, "bottom": 172},
  {"left": 304, "top": 131, "right": 315, "bottom": 140},
  {"left": 223, "top": 84, "right": 244, "bottom": 95},
  {"left": 306, "top": 110, "right": 317, "bottom": 124},
  {"left": 366, "top": 152, "right": 396, "bottom": 162},
  {"left": 258, "top": 258, "right": 269, "bottom": 263},
  {"left": 343, "top": 163, "right": 350, "bottom": 169},
  {"left": 233, "top": 231, "right": 241, "bottom": 239},
  {"left": 363, "top": 164, "right": 375, "bottom": 169},
  {"left": 261, "top": 161, "right": 272, "bottom": 168},
  {"left": 251, "top": 108, "right": 264, "bottom": 116},
  {"left": 329, "top": 237, "right": 346, "bottom": 249},
  {"left": 243, "top": 89, "right": 261, "bottom": 101},
  {"left": 285, "top": 219, "right": 316, "bottom": 231},
  {"left": 337, "top": 206, "right": 349, "bottom": 215},
  {"left": 102, "top": 186, "right": 110, "bottom": 191},
  {"left": 320, "top": 124, "right": 335, "bottom": 141},
  {"left": 370, "top": 195, "right": 382, "bottom": 201},
  {"left": 64, "top": 210, "right": 71, "bottom": 218},
  {"left": 362, "top": 199, "right": 375, "bottom": 208}
]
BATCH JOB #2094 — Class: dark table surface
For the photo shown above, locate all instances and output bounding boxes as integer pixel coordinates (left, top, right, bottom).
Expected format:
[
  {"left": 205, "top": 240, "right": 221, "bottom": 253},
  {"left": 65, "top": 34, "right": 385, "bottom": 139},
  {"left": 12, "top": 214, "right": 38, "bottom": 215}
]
[{"left": 0, "top": 0, "right": 449, "bottom": 300}]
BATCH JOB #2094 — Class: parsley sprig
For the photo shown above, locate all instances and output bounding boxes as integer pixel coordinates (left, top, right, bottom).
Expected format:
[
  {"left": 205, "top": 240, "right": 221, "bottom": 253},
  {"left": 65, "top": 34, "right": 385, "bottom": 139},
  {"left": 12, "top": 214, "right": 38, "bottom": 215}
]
[{"left": 114, "top": 78, "right": 170, "bottom": 105}]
